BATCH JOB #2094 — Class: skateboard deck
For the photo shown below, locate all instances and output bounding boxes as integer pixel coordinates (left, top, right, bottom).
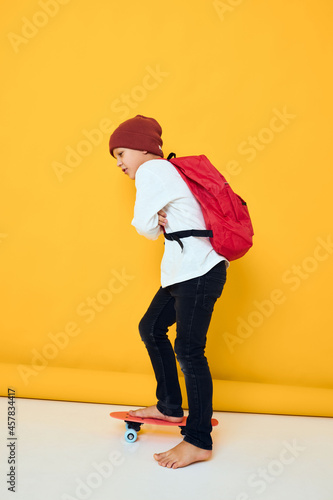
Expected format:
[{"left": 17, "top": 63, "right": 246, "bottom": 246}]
[{"left": 110, "top": 411, "right": 219, "bottom": 443}]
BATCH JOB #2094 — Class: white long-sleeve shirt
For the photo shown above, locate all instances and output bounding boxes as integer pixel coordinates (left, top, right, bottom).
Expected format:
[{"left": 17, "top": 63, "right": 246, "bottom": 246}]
[{"left": 131, "top": 159, "right": 228, "bottom": 287}]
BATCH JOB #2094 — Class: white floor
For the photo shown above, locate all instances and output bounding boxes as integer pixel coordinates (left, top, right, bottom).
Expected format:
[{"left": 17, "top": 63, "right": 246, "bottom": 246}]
[{"left": 0, "top": 398, "right": 333, "bottom": 500}]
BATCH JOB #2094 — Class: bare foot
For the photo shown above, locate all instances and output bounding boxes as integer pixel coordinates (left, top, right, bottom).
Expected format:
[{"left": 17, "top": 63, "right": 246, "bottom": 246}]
[
  {"left": 128, "top": 405, "right": 183, "bottom": 423},
  {"left": 154, "top": 441, "right": 212, "bottom": 469}
]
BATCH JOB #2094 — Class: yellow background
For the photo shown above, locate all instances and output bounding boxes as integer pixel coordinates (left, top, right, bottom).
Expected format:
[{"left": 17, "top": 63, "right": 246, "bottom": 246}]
[{"left": 1, "top": 0, "right": 332, "bottom": 416}]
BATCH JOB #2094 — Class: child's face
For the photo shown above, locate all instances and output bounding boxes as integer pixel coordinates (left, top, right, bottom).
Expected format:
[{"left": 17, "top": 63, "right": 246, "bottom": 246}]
[{"left": 113, "top": 148, "right": 147, "bottom": 180}]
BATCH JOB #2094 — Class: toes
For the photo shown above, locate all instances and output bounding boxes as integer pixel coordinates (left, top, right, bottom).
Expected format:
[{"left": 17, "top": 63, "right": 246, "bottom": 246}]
[
  {"left": 154, "top": 452, "right": 170, "bottom": 467},
  {"left": 154, "top": 453, "right": 177, "bottom": 468},
  {"left": 161, "top": 459, "right": 174, "bottom": 468},
  {"left": 129, "top": 409, "right": 143, "bottom": 417},
  {"left": 153, "top": 452, "right": 165, "bottom": 464}
]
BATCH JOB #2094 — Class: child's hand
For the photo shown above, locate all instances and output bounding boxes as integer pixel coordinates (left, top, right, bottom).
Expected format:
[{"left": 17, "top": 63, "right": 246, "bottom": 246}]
[{"left": 158, "top": 210, "right": 168, "bottom": 228}]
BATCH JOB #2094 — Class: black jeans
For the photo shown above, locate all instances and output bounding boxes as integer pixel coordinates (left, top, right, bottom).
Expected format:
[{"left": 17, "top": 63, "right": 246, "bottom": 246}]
[{"left": 138, "top": 261, "right": 227, "bottom": 450}]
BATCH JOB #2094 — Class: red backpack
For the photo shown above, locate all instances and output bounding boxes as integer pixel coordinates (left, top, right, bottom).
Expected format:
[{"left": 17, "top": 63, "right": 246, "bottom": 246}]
[{"left": 164, "top": 153, "right": 254, "bottom": 261}]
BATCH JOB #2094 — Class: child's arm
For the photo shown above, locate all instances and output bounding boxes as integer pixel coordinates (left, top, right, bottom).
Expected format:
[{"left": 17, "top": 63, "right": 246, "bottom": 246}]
[{"left": 131, "top": 167, "right": 170, "bottom": 240}]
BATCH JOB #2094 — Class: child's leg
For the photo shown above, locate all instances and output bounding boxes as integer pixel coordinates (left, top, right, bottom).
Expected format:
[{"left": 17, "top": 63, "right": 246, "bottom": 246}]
[
  {"left": 137, "top": 286, "right": 184, "bottom": 418},
  {"left": 171, "top": 261, "right": 227, "bottom": 450}
]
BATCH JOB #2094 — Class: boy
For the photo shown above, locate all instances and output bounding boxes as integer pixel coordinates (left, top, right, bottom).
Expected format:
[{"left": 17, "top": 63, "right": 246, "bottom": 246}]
[{"left": 109, "top": 115, "right": 228, "bottom": 469}]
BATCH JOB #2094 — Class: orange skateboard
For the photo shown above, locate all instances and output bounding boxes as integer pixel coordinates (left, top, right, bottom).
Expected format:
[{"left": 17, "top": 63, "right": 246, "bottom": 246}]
[{"left": 110, "top": 411, "right": 219, "bottom": 443}]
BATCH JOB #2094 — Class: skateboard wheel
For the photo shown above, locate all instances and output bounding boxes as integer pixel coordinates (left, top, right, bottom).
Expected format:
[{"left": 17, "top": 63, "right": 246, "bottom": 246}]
[{"left": 125, "top": 429, "right": 137, "bottom": 443}]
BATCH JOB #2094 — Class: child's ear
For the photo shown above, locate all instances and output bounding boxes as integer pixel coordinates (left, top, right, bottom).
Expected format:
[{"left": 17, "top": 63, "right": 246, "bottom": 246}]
[{"left": 142, "top": 150, "right": 149, "bottom": 155}]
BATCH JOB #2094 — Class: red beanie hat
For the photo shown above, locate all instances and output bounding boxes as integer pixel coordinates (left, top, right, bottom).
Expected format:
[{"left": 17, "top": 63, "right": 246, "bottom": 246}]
[{"left": 109, "top": 115, "right": 163, "bottom": 158}]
